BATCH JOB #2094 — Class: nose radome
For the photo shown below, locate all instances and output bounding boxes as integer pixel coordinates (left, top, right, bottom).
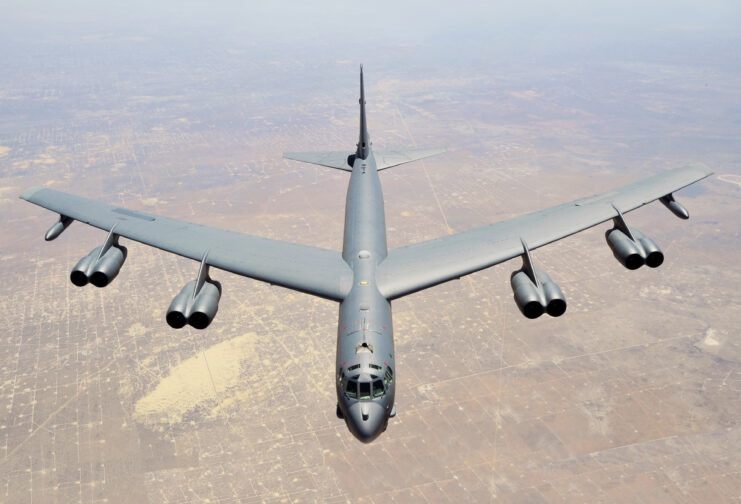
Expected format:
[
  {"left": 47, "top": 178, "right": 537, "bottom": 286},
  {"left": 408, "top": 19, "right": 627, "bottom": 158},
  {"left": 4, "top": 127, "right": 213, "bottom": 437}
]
[{"left": 347, "top": 401, "right": 386, "bottom": 443}]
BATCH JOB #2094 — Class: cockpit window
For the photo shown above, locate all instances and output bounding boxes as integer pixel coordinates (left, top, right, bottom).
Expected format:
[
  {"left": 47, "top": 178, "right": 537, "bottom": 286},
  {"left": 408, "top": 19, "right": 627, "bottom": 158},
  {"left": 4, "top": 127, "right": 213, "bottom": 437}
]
[
  {"left": 372, "top": 380, "right": 384, "bottom": 397},
  {"left": 383, "top": 367, "right": 394, "bottom": 387},
  {"left": 359, "top": 381, "right": 371, "bottom": 400},
  {"left": 345, "top": 380, "right": 357, "bottom": 398}
]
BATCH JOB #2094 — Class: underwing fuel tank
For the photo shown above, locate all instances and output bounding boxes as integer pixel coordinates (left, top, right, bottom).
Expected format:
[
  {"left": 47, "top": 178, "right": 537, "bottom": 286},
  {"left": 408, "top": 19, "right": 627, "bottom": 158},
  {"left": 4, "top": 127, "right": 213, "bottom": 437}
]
[
  {"left": 45, "top": 215, "right": 73, "bottom": 241},
  {"left": 166, "top": 279, "right": 222, "bottom": 330},
  {"left": 510, "top": 269, "right": 566, "bottom": 319},
  {"left": 605, "top": 228, "right": 663, "bottom": 270},
  {"left": 70, "top": 245, "right": 128, "bottom": 287}
]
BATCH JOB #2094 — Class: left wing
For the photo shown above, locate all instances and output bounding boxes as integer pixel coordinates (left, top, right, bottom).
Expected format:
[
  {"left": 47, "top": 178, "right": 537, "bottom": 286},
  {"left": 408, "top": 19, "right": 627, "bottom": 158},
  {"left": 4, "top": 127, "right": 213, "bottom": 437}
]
[
  {"left": 376, "top": 163, "right": 712, "bottom": 300},
  {"left": 20, "top": 187, "right": 353, "bottom": 301}
]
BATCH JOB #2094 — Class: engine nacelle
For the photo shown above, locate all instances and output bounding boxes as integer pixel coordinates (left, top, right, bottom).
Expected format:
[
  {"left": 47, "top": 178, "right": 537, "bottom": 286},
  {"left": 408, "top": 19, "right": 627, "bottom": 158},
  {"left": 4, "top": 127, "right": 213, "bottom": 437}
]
[
  {"left": 90, "top": 246, "right": 127, "bottom": 287},
  {"left": 166, "top": 281, "right": 194, "bottom": 329},
  {"left": 606, "top": 229, "right": 645, "bottom": 270},
  {"left": 166, "top": 279, "right": 222, "bottom": 330},
  {"left": 511, "top": 271, "right": 545, "bottom": 319},
  {"left": 510, "top": 269, "right": 567, "bottom": 319},
  {"left": 70, "top": 245, "right": 127, "bottom": 287},
  {"left": 605, "top": 228, "right": 663, "bottom": 270},
  {"left": 540, "top": 277, "right": 567, "bottom": 317},
  {"left": 70, "top": 247, "right": 101, "bottom": 287},
  {"left": 630, "top": 229, "right": 664, "bottom": 268}
]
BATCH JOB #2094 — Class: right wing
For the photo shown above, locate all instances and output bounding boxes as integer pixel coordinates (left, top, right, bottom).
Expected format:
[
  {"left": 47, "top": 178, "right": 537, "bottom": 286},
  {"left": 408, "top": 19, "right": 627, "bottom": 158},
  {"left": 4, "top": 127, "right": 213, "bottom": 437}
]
[
  {"left": 376, "top": 164, "right": 712, "bottom": 300},
  {"left": 21, "top": 187, "right": 353, "bottom": 301}
]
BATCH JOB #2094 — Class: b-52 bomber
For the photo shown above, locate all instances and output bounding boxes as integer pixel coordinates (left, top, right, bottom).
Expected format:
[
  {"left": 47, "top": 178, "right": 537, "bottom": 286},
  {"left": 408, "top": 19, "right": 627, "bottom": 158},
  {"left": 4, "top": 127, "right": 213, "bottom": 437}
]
[{"left": 21, "top": 67, "right": 712, "bottom": 442}]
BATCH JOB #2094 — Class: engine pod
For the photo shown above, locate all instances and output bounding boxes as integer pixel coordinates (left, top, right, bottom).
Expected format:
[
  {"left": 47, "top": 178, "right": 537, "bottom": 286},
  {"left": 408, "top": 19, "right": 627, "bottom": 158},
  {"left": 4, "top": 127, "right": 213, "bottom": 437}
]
[
  {"left": 166, "top": 280, "right": 196, "bottom": 329},
  {"left": 89, "top": 245, "right": 127, "bottom": 287},
  {"left": 70, "top": 246, "right": 102, "bottom": 287},
  {"left": 510, "top": 271, "right": 545, "bottom": 319},
  {"left": 188, "top": 281, "right": 221, "bottom": 330},
  {"left": 605, "top": 229, "right": 646, "bottom": 270}
]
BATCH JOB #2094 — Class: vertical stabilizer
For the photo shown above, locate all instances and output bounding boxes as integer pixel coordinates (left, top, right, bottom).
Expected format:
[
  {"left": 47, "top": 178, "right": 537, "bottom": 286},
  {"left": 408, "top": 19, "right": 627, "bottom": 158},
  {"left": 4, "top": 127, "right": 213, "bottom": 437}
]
[{"left": 356, "top": 65, "right": 370, "bottom": 160}]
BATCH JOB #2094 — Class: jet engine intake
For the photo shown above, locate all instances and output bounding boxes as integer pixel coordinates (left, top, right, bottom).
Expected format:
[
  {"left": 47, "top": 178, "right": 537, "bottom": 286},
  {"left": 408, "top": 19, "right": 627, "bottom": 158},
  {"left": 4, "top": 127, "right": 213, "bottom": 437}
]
[
  {"left": 510, "top": 269, "right": 567, "bottom": 319},
  {"left": 70, "top": 244, "right": 127, "bottom": 287},
  {"left": 166, "top": 279, "right": 222, "bottom": 330}
]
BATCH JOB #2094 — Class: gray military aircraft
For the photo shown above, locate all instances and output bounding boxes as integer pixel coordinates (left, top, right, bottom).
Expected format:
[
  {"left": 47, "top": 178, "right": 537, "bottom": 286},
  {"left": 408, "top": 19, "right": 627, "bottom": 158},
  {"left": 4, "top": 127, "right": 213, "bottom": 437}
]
[{"left": 21, "top": 67, "right": 712, "bottom": 442}]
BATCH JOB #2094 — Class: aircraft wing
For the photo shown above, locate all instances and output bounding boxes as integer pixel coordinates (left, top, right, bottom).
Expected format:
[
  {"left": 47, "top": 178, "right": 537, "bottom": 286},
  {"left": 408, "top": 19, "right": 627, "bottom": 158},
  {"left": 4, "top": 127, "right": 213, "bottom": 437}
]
[
  {"left": 20, "top": 187, "right": 353, "bottom": 301},
  {"left": 375, "top": 148, "right": 445, "bottom": 170},
  {"left": 376, "top": 163, "right": 713, "bottom": 300}
]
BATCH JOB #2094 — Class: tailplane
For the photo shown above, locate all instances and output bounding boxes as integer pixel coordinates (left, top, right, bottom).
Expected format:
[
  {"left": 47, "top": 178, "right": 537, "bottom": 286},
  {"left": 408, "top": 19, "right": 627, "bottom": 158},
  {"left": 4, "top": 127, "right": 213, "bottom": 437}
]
[
  {"left": 283, "top": 66, "right": 445, "bottom": 171},
  {"left": 283, "top": 151, "right": 353, "bottom": 171},
  {"left": 374, "top": 148, "right": 445, "bottom": 170}
]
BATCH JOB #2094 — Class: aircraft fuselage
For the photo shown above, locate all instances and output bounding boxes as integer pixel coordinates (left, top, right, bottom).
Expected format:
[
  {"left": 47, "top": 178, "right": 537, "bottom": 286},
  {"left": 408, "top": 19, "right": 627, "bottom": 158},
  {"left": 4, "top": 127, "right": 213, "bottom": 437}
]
[{"left": 336, "top": 151, "right": 396, "bottom": 442}]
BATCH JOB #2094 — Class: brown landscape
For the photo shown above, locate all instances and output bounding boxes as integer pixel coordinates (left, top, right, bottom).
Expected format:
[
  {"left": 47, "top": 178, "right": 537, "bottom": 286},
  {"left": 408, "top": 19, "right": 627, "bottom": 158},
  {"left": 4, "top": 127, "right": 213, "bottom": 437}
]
[{"left": 1, "top": 3, "right": 740, "bottom": 502}]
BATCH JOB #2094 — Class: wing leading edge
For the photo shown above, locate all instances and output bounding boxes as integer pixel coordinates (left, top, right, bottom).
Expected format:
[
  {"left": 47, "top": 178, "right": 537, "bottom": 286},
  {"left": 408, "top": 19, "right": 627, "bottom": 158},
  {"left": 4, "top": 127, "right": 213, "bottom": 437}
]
[
  {"left": 376, "top": 163, "right": 713, "bottom": 300},
  {"left": 20, "top": 187, "right": 353, "bottom": 301}
]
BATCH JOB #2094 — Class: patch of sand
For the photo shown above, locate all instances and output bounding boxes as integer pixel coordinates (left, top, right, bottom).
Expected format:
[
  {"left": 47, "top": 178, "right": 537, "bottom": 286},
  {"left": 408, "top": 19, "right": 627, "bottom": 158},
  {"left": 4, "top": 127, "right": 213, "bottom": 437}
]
[
  {"left": 703, "top": 328, "right": 719, "bottom": 346},
  {"left": 133, "top": 333, "right": 256, "bottom": 424},
  {"left": 0, "top": 146, "right": 10, "bottom": 157},
  {"left": 717, "top": 174, "right": 741, "bottom": 189}
]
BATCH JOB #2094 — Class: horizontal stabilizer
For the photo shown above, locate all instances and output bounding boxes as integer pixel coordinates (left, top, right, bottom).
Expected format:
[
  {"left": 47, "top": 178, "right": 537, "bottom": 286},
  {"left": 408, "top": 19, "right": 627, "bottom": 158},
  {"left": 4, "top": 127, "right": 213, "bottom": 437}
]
[
  {"left": 283, "top": 151, "right": 353, "bottom": 171},
  {"left": 375, "top": 148, "right": 445, "bottom": 170}
]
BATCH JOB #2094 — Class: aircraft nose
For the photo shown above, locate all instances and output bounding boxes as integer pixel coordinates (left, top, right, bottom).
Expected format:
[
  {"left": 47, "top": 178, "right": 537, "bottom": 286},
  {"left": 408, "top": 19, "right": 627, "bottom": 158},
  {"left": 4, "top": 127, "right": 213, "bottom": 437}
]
[{"left": 347, "top": 401, "right": 386, "bottom": 443}]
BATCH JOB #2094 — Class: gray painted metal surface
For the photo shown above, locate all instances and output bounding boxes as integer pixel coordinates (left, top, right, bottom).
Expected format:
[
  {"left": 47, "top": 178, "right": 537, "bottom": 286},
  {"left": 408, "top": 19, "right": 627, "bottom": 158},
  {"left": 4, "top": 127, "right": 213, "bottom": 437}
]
[{"left": 20, "top": 67, "right": 713, "bottom": 443}]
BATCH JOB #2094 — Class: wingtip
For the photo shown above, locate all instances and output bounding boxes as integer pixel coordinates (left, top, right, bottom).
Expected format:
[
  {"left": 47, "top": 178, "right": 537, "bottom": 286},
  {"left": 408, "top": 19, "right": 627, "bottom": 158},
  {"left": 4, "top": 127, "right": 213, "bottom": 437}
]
[
  {"left": 684, "top": 162, "right": 714, "bottom": 177},
  {"left": 19, "top": 186, "right": 44, "bottom": 201}
]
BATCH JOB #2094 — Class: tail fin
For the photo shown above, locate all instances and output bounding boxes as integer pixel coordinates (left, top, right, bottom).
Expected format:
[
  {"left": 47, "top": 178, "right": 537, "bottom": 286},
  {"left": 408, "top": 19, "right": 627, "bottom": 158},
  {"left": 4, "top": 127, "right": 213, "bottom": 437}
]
[
  {"left": 285, "top": 67, "right": 447, "bottom": 172},
  {"left": 356, "top": 65, "right": 370, "bottom": 160}
]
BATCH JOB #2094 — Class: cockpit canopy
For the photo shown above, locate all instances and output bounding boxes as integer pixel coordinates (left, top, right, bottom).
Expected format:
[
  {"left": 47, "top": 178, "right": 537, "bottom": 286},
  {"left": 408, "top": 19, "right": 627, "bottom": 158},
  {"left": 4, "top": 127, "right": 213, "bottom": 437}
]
[{"left": 340, "top": 366, "right": 393, "bottom": 400}]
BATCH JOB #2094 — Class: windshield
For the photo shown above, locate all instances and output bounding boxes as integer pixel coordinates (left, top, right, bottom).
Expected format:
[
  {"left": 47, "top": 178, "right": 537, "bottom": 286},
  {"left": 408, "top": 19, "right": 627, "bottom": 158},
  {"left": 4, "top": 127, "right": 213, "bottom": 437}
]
[
  {"left": 359, "top": 381, "right": 371, "bottom": 399},
  {"left": 345, "top": 379, "right": 357, "bottom": 398},
  {"left": 344, "top": 376, "right": 387, "bottom": 400},
  {"left": 373, "top": 380, "right": 384, "bottom": 397}
]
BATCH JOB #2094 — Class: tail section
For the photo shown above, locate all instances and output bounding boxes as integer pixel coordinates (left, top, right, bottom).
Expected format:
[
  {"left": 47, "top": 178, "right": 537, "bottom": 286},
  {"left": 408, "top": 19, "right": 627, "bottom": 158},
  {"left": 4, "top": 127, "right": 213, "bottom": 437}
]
[
  {"left": 283, "top": 151, "right": 353, "bottom": 171},
  {"left": 283, "top": 66, "right": 445, "bottom": 172},
  {"left": 357, "top": 64, "right": 370, "bottom": 160},
  {"left": 374, "top": 148, "right": 446, "bottom": 170}
]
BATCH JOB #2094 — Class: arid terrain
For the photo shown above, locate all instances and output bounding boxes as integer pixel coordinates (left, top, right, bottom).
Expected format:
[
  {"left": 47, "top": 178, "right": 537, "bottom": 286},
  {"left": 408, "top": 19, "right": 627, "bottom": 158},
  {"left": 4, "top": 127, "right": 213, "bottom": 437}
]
[{"left": 1, "top": 4, "right": 740, "bottom": 502}]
